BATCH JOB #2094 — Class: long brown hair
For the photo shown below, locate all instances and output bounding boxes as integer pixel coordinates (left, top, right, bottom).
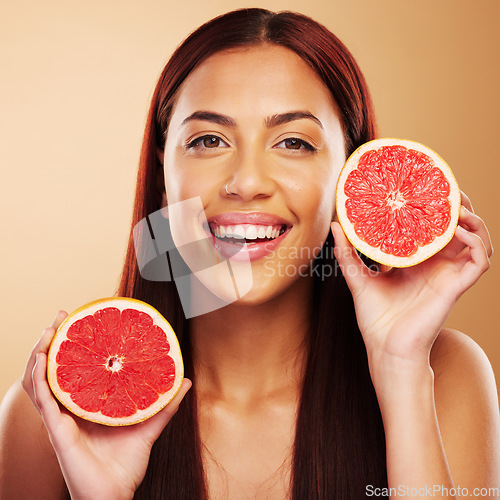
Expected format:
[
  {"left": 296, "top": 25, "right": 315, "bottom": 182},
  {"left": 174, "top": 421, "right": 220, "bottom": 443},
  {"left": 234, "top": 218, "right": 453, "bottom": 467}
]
[{"left": 119, "top": 8, "right": 387, "bottom": 499}]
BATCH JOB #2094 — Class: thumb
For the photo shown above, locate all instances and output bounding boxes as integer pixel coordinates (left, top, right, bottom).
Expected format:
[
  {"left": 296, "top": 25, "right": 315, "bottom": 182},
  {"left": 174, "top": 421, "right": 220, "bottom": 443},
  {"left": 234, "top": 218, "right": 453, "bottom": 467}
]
[
  {"left": 138, "top": 378, "right": 192, "bottom": 443},
  {"left": 331, "top": 222, "right": 372, "bottom": 292}
]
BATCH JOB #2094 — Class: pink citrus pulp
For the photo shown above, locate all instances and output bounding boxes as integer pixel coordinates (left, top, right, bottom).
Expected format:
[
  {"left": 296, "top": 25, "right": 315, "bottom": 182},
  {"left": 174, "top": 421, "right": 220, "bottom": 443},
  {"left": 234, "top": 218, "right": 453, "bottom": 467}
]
[
  {"left": 47, "top": 297, "right": 184, "bottom": 426},
  {"left": 336, "top": 138, "right": 460, "bottom": 267}
]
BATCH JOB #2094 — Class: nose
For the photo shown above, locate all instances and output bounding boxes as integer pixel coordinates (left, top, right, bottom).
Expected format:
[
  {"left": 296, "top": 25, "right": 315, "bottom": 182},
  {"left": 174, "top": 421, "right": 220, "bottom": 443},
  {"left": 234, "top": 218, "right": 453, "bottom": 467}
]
[{"left": 223, "top": 148, "right": 276, "bottom": 202}]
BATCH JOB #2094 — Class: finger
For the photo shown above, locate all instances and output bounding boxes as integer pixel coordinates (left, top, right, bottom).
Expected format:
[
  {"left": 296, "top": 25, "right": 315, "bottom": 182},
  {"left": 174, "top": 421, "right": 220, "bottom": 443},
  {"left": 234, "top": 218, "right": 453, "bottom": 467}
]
[
  {"left": 51, "top": 310, "right": 68, "bottom": 330},
  {"left": 24, "top": 310, "right": 67, "bottom": 375},
  {"left": 331, "top": 222, "right": 374, "bottom": 292},
  {"left": 439, "top": 231, "right": 466, "bottom": 260},
  {"left": 460, "top": 191, "right": 474, "bottom": 213},
  {"left": 139, "top": 378, "right": 192, "bottom": 443},
  {"left": 22, "top": 311, "right": 68, "bottom": 402},
  {"left": 459, "top": 206, "right": 493, "bottom": 257},
  {"left": 453, "top": 225, "right": 490, "bottom": 290},
  {"left": 32, "top": 352, "right": 63, "bottom": 430},
  {"left": 22, "top": 326, "right": 58, "bottom": 400}
]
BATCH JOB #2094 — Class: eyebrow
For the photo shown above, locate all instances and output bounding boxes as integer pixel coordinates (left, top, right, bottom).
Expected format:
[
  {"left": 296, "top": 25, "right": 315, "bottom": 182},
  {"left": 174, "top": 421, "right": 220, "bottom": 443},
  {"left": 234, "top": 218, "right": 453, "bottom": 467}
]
[
  {"left": 181, "top": 111, "right": 236, "bottom": 127},
  {"left": 181, "top": 110, "right": 323, "bottom": 129},
  {"left": 265, "top": 111, "right": 323, "bottom": 129}
]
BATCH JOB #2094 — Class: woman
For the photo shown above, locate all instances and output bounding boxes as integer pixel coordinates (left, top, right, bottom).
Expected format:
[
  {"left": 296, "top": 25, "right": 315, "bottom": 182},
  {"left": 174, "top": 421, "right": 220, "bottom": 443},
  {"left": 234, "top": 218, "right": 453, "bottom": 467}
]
[{"left": 1, "top": 8, "right": 498, "bottom": 500}]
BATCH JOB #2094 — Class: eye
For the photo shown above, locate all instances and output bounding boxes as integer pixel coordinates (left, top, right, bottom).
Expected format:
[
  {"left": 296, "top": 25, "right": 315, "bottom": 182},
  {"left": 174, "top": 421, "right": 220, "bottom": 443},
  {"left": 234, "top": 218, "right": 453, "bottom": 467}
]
[
  {"left": 186, "top": 135, "right": 229, "bottom": 149},
  {"left": 274, "top": 138, "right": 317, "bottom": 152}
]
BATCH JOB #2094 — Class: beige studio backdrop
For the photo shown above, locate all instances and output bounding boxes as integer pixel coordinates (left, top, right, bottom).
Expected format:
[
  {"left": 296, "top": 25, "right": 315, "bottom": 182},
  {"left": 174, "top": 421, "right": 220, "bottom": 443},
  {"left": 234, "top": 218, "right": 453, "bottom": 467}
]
[{"left": 1, "top": 0, "right": 499, "bottom": 401}]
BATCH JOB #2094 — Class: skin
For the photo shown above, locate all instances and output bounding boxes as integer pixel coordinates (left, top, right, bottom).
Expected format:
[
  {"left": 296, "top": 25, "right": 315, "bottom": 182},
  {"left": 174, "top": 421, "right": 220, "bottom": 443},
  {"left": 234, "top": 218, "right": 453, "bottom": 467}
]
[
  {"left": 163, "top": 46, "right": 346, "bottom": 497},
  {"left": 163, "top": 45, "right": 346, "bottom": 305},
  {"left": 0, "top": 45, "right": 498, "bottom": 500}
]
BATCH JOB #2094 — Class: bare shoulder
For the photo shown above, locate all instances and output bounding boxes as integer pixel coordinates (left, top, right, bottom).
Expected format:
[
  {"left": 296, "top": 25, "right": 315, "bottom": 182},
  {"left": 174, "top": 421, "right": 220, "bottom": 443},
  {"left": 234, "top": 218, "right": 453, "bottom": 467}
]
[
  {"left": 430, "top": 327, "right": 500, "bottom": 487},
  {"left": 0, "top": 380, "right": 68, "bottom": 499},
  {"left": 430, "top": 327, "right": 498, "bottom": 390},
  {"left": 430, "top": 327, "right": 499, "bottom": 415}
]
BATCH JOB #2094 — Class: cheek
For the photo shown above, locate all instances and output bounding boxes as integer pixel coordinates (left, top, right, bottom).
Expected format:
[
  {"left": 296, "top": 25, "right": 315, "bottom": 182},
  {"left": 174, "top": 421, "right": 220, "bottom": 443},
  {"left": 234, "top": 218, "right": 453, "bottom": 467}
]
[
  {"left": 293, "top": 168, "right": 338, "bottom": 227},
  {"left": 306, "top": 185, "right": 335, "bottom": 246},
  {"left": 163, "top": 154, "right": 220, "bottom": 204},
  {"left": 165, "top": 172, "right": 211, "bottom": 202}
]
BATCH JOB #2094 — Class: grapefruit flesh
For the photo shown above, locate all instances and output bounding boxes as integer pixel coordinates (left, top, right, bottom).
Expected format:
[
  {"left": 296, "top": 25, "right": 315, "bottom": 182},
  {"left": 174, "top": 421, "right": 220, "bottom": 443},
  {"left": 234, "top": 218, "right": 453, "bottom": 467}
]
[
  {"left": 336, "top": 138, "right": 460, "bottom": 267},
  {"left": 47, "top": 297, "right": 184, "bottom": 426}
]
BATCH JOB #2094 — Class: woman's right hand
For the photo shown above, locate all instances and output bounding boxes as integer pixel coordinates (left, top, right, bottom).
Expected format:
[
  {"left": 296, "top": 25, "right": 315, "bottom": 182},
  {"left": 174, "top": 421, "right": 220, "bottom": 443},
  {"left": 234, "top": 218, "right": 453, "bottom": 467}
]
[{"left": 22, "top": 310, "right": 192, "bottom": 500}]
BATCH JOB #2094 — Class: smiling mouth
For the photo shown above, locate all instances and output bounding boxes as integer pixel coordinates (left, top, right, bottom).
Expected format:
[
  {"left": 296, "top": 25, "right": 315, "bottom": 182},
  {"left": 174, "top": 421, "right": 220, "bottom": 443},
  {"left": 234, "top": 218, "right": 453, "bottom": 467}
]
[{"left": 206, "top": 222, "right": 291, "bottom": 245}]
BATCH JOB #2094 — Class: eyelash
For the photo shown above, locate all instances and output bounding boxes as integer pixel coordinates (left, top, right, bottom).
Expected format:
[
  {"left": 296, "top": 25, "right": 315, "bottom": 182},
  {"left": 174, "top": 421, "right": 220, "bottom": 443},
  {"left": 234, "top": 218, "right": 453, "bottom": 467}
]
[
  {"left": 185, "top": 134, "right": 317, "bottom": 153},
  {"left": 185, "top": 135, "right": 229, "bottom": 149},
  {"left": 275, "top": 138, "right": 317, "bottom": 152}
]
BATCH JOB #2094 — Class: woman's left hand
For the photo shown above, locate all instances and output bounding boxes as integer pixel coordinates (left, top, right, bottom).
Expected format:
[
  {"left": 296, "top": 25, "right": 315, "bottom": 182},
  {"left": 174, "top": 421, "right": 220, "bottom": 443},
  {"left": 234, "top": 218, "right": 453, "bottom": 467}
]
[{"left": 331, "top": 191, "right": 492, "bottom": 371}]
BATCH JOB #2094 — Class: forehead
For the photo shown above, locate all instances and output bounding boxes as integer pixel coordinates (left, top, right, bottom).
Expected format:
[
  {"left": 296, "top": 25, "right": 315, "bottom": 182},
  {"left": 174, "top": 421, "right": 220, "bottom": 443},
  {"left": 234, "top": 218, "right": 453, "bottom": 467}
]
[{"left": 169, "top": 44, "right": 340, "bottom": 126}]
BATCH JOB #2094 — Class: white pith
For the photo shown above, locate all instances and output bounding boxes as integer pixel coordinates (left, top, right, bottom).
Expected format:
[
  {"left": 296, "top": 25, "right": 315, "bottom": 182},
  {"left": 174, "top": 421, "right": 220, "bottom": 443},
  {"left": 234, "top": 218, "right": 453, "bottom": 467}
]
[
  {"left": 47, "top": 297, "right": 184, "bottom": 426},
  {"left": 336, "top": 138, "right": 461, "bottom": 268},
  {"left": 386, "top": 191, "right": 406, "bottom": 210},
  {"left": 209, "top": 223, "right": 285, "bottom": 240},
  {"left": 106, "top": 356, "right": 124, "bottom": 372}
]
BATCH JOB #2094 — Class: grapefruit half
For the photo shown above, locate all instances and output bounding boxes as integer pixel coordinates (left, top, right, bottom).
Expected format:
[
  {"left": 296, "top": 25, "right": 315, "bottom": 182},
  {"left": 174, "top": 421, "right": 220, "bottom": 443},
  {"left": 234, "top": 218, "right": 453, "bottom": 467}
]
[
  {"left": 47, "top": 297, "right": 184, "bottom": 426},
  {"left": 336, "top": 138, "right": 460, "bottom": 267}
]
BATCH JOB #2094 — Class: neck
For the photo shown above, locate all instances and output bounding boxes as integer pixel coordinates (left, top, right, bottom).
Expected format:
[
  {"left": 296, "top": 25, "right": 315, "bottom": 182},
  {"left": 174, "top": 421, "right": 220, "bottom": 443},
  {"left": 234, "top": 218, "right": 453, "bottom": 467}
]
[{"left": 189, "top": 277, "right": 313, "bottom": 407}]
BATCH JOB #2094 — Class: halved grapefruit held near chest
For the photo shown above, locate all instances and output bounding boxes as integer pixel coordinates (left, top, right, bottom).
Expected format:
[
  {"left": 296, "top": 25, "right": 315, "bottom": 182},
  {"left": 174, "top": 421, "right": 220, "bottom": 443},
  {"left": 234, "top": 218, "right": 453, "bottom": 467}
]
[
  {"left": 336, "top": 138, "right": 461, "bottom": 268},
  {"left": 47, "top": 297, "right": 184, "bottom": 426}
]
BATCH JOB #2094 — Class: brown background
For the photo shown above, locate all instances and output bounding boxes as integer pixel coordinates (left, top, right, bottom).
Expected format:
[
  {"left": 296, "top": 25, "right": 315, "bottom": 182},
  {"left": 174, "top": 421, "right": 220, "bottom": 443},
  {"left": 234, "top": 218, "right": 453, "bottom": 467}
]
[{"left": 1, "top": 0, "right": 499, "bottom": 401}]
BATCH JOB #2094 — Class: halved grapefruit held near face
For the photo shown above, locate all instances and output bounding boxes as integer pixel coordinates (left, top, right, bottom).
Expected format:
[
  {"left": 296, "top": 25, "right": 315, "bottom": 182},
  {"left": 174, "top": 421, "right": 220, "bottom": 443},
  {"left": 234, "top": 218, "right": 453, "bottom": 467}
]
[
  {"left": 47, "top": 297, "right": 183, "bottom": 426},
  {"left": 336, "top": 138, "right": 461, "bottom": 268}
]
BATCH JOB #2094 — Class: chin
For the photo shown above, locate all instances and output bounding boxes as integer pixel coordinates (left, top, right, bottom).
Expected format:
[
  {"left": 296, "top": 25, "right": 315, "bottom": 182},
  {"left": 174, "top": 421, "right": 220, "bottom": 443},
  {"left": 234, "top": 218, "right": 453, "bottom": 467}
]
[{"left": 233, "top": 271, "right": 311, "bottom": 307}]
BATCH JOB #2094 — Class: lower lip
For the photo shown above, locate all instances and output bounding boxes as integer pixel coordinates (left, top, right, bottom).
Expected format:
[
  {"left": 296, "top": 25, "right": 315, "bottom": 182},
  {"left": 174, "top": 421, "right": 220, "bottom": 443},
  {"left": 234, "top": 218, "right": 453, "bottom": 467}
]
[{"left": 205, "top": 227, "right": 292, "bottom": 262}]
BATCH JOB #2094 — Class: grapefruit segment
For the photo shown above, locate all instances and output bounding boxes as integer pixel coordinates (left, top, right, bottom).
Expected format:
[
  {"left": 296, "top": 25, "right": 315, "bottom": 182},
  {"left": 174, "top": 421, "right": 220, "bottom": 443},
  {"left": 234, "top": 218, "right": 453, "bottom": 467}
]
[
  {"left": 336, "top": 138, "right": 460, "bottom": 267},
  {"left": 56, "top": 340, "right": 106, "bottom": 366},
  {"left": 93, "top": 307, "right": 123, "bottom": 354},
  {"left": 47, "top": 297, "right": 184, "bottom": 426}
]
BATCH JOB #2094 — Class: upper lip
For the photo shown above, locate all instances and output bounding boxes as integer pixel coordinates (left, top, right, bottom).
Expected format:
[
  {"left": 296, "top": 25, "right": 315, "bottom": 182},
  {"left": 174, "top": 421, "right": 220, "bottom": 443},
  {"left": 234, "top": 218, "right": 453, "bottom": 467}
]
[{"left": 207, "top": 212, "right": 293, "bottom": 227}]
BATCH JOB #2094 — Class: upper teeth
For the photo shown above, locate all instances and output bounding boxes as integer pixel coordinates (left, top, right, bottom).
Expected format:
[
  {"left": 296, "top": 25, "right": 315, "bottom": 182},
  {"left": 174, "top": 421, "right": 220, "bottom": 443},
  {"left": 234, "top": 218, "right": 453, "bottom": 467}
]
[{"left": 210, "top": 224, "right": 284, "bottom": 240}]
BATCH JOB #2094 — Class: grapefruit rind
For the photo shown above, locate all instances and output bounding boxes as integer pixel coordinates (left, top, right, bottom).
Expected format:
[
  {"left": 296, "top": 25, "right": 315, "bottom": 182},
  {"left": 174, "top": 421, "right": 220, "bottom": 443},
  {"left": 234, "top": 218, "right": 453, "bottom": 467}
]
[
  {"left": 47, "top": 297, "right": 184, "bottom": 426},
  {"left": 336, "top": 138, "right": 461, "bottom": 268}
]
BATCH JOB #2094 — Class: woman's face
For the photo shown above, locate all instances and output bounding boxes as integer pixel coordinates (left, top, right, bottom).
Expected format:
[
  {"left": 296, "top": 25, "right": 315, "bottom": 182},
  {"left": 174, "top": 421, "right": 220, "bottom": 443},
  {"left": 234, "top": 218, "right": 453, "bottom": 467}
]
[{"left": 163, "top": 44, "right": 346, "bottom": 304}]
